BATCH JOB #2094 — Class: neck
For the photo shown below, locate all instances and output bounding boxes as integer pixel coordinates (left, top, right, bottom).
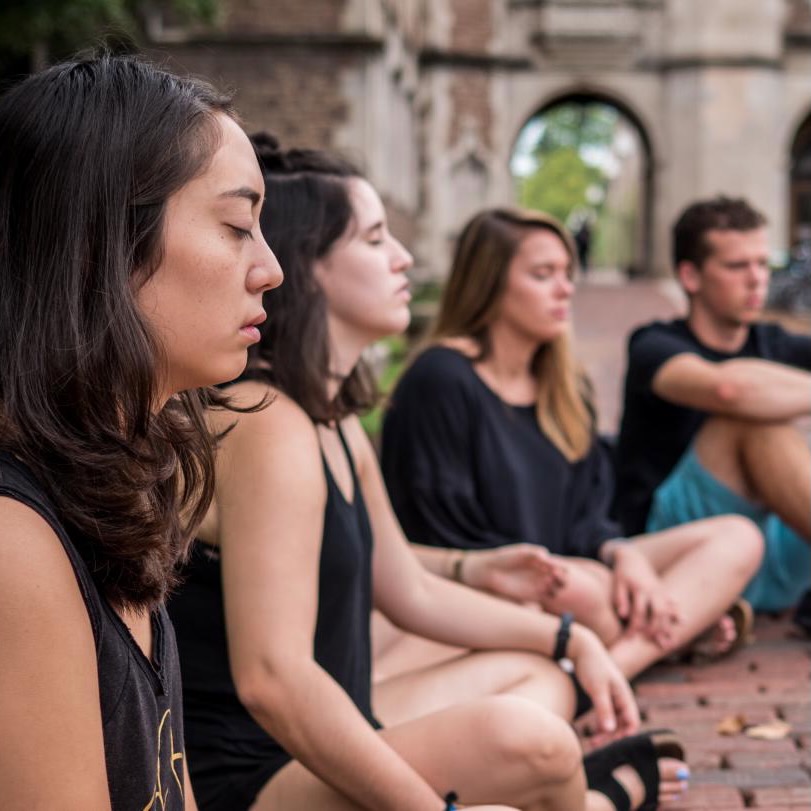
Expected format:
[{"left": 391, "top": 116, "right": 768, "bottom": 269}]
[
  {"left": 479, "top": 321, "right": 540, "bottom": 385},
  {"left": 325, "top": 315, "right": 367, "bottom": 400},
  {"left": 686, "top": 304, "right": 751, "bottom": 354}
]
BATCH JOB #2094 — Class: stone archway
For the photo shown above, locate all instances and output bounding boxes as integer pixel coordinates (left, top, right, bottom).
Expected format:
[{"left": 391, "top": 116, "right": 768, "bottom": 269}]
[
  {"left": 510, "top": 91, "right": 654, "bottom": 277},
  {"left": 790, "top": 111, "right": 811, "bottom": 249}
]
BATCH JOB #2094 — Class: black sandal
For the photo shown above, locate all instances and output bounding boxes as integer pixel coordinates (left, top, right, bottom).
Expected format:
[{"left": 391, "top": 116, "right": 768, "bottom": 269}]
[{"left": 583, "top": 729, "right": 685, "bottom": 811}]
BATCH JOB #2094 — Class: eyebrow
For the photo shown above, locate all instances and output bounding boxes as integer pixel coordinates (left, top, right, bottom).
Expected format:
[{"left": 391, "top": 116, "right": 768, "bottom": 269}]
[
  {"left": 218, "top": 187, "right": 262, "bottom": 207},
  {"left": 363, "top": 220, "right": 384, "bottom": 234}
]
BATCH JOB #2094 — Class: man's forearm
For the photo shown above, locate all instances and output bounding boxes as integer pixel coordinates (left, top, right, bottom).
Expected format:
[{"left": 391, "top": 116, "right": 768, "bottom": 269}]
[{"left": 712, "top": 359, "right": 811, "bottom": 420}]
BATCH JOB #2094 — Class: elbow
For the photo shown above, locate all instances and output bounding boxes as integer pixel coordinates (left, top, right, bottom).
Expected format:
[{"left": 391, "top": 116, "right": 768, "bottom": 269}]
[
  {"left": 232, "top": 658, "right": 292, "bottom": 727},
  {"left": 712, "top": 368, "right": 748, "bottom": 411}
]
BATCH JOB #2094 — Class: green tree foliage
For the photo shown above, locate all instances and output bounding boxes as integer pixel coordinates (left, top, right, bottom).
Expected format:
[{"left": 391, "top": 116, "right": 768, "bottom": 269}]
[
  {"left": 516, "top": 103, "right": 619, "bottom": 225},
  {"left": 518, "top": 146, "right": 602, "bottom": 225},
  {"left": 0, "top": 0, "right": 218, "bottom": 65},
  {"left": 533, "top": 102, "right": 618, "bottom": 154}
]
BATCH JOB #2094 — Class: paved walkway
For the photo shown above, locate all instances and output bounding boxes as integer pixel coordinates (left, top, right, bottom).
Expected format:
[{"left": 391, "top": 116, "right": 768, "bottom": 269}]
[
  {"left": 573, "top": 273, "right": 684, "bottom": 434},
  {"left": 572, "top": 274, "right": 811, "bottom": 809}
]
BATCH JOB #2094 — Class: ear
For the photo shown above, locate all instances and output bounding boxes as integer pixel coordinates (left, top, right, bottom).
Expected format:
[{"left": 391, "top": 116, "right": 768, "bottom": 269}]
[{"left": 676, "top": 260, "right": 702, "bottom": 296}]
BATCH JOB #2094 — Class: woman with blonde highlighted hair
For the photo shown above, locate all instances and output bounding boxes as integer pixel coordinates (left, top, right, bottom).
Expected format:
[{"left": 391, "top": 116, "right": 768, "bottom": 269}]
[{"left": 381, "top": 207, "right": 764, "bottom": 680}]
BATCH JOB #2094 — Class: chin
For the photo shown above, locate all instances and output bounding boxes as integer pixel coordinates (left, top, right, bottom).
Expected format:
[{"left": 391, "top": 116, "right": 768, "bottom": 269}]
[
  {"left": 202, "top": 352, "right": 249, "bottom": 389},
  {"left": 736, "top": 310, "right": 761, "bottom": 325},
  {"left": 382, "top": 311, "right": 412, "bottom": 337}
]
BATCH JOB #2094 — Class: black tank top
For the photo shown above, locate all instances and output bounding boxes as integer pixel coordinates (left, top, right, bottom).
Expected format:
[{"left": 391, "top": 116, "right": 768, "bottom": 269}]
[
  {"left": 0, "top": 452, "right": 187, "bottom": 810},
  {"left": 169, "top": 426, "right": 379, "bottom": 811}
]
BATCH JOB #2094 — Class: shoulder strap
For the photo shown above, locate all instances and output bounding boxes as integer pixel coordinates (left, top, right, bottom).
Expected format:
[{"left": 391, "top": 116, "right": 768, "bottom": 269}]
[{"left": 335, "top": 423, "right": 358, "bottom": 483}]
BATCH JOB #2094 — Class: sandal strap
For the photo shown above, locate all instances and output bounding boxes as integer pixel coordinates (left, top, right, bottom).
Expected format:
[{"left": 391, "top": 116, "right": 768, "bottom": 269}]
[
  {"left": 590, "top": 774, "right": 631, "bottom": 811},
  {"left": 584, "top": 729, "right": 683, "bottom": 811}
]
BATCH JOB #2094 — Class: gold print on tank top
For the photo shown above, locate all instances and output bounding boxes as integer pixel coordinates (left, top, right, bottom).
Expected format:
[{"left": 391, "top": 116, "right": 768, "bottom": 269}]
[{"left": 142, "top": 709, "right": 185, "bottom": 811}]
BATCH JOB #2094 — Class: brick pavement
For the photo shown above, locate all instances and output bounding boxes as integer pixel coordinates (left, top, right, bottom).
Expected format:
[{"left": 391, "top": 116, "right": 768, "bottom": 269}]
[{"left": 573, "top": 275, "right": 811, "bottom": 809}]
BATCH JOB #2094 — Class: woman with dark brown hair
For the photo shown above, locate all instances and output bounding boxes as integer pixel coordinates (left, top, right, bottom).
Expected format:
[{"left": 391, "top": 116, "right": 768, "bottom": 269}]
[
  {"left": 170, "top": 138, "right": 691, "bottom": 811},
  {"left": 0, "top": 55, "right": 281, "bottom": 808},
  {"left": 381, "top": 207, "right": 764, "bottom": 680}
]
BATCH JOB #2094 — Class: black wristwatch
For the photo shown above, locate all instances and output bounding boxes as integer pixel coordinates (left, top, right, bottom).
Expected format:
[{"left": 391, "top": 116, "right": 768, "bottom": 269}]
[{"left": 554, "top": 611, "right": 575, "bottom": 673}]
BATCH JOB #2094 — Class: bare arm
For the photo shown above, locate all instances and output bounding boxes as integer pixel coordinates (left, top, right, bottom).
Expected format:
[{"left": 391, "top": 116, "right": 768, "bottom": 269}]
[
  {"left": 0, "top": 498, "right": 112, "bottom": 810},
  {"left": 184, "top": 760, "right": 199, "bottom": 811},
  {"left": 410, "top": 543, "right": 567, "bottom": 603},
  {"left": 653, "top": 354, "right": 811, "bottom": 420},
  {"left": 211, "top": 385, "right": 446, "bottom": 811},
  {"left": 348, "top": 419, "right": 639, "bottom": 738}
]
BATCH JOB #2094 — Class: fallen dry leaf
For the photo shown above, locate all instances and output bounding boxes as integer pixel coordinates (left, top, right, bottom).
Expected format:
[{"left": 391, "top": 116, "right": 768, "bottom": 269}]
[
  {"left": 716, "top": 714, "right": 746, "bottom": 735},
  {"left": 745, "top": 720, "right": 792, "bottom": 740}
]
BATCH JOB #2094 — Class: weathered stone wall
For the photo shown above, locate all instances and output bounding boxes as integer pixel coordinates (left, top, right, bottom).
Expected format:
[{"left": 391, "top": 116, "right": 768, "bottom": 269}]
[
  {"left": 221, "top": 0, "right": 348, "bottom": 36},
  {"left": 147, "top": 45, "right": 356, "bottom": 148},
  {"left": 148, "top": 0, "right": 811, "bottom": 279}
]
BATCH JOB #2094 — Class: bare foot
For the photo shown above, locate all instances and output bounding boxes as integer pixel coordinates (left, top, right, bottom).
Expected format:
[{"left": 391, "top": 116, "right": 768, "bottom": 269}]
[
  {"left": 690, "top": 613, "right": 736, "bottom": 658},
  {"left": 688, "top": 598, "right": 753, "bottom": 660}
]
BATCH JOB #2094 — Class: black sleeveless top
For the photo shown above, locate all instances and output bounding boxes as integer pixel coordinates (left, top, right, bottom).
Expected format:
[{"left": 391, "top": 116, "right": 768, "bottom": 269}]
[
  {"left": 169, "top": 426, "right": 379, "bottom": 811},
  {"left": 0, "top": 453, "right": 187, "bottom": 810}
]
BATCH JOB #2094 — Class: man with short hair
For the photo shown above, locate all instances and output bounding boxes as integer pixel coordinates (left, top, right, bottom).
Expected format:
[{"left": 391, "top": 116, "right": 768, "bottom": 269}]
[{"left": 616, "top": 196, "right": 811, "bottom": 613}]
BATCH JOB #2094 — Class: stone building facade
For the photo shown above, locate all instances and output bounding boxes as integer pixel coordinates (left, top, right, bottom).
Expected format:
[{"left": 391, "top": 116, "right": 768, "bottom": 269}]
[{"left": 145, "top": 0, "right": 811, "bottom": 278}]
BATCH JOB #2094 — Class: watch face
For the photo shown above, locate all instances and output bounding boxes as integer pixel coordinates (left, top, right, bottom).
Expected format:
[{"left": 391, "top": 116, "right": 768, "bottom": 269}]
[{"left": 558, "top": 657, "right": 575, "bottom": 674}]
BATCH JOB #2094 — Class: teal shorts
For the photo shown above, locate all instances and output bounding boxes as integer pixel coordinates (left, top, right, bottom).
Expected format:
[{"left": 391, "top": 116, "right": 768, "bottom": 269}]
[{"left": 646, "top": 448, "right": 810, "bottom": 612}]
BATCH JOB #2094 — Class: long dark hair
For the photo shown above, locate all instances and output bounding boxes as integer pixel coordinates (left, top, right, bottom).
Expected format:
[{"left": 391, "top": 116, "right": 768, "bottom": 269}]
[
  {"left": 0, "top": 54, "right": 236, "bottom": 609},
  {"left": 247, "top": 133, "right": 377, "bottom": 422}
]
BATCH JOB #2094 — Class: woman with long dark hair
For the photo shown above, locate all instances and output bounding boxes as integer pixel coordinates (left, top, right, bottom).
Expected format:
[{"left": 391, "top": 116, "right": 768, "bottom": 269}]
[
  {"left": 381, "top": 207, "right": 763, "bottom": 679},
  {"left": 170, "top": 137, "right": 690, "bottom": 811},
  {"left": 0, "top": 55, "right": 281, "bottom": 808}
]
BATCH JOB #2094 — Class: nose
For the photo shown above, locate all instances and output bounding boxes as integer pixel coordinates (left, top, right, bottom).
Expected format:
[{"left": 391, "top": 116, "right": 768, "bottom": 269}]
[
  {"left": 390, "top": 235, "right": 414, "bottom": 274},
  {"left": 750, "top": 262, "right": 769, "bottom": 287},
  {"left": 248, "top": 238, "right": 284, "bottom": 293},
  {"left": 557, "top": 270, "right": 575, "bottom": 297}
]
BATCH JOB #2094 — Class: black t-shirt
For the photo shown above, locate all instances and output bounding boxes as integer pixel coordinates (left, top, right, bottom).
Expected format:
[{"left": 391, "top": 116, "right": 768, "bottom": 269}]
[
  {"left": 169, "top": 427, "right": 379, "bottom": 811},
  {"left": 381, "top": 346, "right": 621, "bottom": 558},
  {"left": 0, "top": 453, "right": 186, "bottom": 810},
  {"left": 615, "top": 319, "right": 811, "bottom": 534}
]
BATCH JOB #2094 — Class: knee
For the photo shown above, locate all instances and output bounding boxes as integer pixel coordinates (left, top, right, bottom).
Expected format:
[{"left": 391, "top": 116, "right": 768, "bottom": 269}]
[
  {"left": 708, "top": 515, "right": 765, "bottom": 571},
  {"left": 474, "top": 695, "right": 582, "bottom": 783}
]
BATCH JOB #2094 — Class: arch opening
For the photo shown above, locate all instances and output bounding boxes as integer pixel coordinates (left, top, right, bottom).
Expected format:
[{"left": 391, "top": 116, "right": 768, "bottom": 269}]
[
  {"left": 790, "top": 112, "right": 811, "bottom": 249},
  {"left": 510, "top": 93, "right": 652, "bottom": 277}
]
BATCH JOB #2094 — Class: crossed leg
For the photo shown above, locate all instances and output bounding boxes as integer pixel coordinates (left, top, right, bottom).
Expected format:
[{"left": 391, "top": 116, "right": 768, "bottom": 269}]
[
  {"left": 251, "top": 695, "right": 686, "bottom": 811},
  {"left": 252, "top": 696, "right": 587, "bottom": 810},
  {"left": 373, "top": 516, "right": 763, "bottom": 688},
  {"left": 373, "top": 648, "right": 577, "bottom": 727},
  {"left": 515, "top": 515, "right": 762, "bottom": 678},
  {"left": 606, "top": 515, "right": 763, "bottom": 677}
]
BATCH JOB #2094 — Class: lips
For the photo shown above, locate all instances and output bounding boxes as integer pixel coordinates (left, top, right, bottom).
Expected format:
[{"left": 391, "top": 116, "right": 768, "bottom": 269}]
[
  {"left": 239, "top": 311, "right": 267, "bottom": 344},
  {"left": 242, "top": 311, "right": 267, "bottom": 330}
]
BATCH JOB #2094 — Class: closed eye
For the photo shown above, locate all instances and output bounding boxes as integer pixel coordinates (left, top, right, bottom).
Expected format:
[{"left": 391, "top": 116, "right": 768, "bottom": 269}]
[{"left": 228, "top": 225, "right": 254, "bottom": 241}]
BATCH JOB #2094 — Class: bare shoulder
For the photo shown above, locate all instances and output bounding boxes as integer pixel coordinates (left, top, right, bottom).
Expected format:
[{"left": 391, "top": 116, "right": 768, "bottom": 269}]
[
  {"left": 212, "top": 385, "right": 327, "bottom": 519},
  {"left": 0, "top": 497, "right": 88, "bottom": 610},
  {"left": 215, "top": 382, "right": 321, "bottom": 457},
  {"left": 0, "top": 496, "right": 94, "bottom": 654},
  {"left": 0, "top": 498, "right": 109, "bottom": 806}
]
